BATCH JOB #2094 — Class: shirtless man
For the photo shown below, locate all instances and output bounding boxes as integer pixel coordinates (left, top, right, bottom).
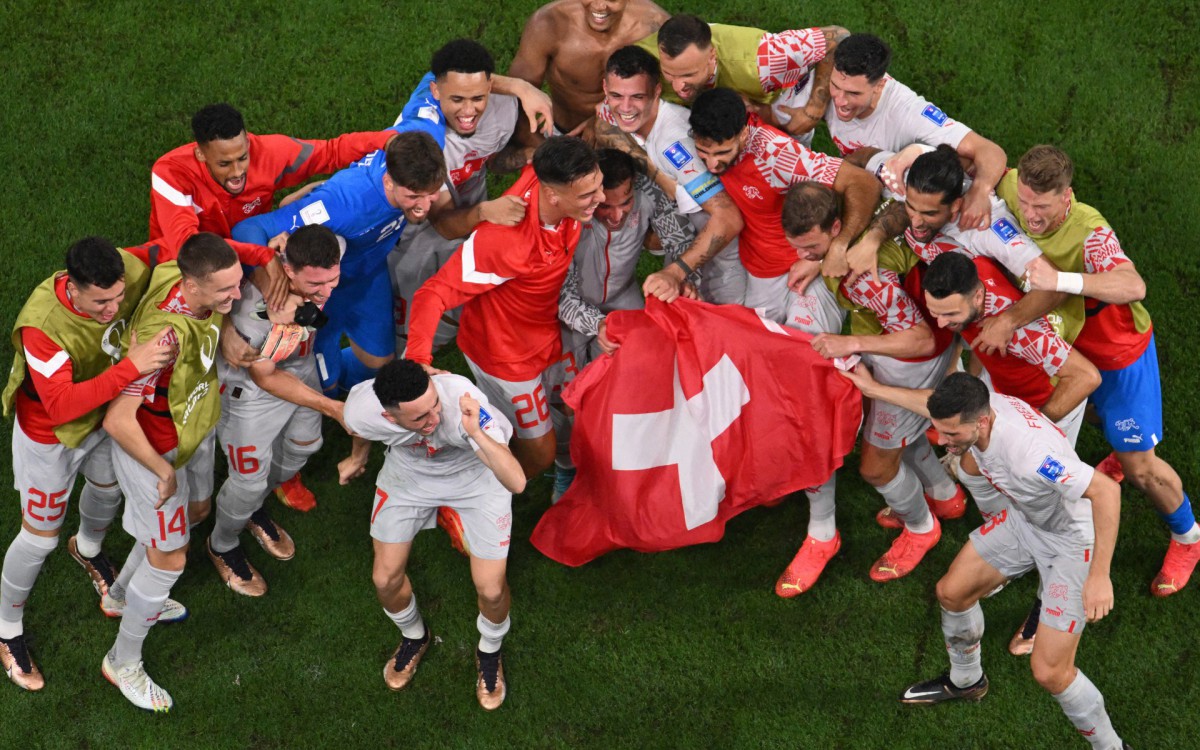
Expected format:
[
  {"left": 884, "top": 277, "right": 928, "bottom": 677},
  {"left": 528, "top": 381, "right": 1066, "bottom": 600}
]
[{"left": 510, "top": 0, "right": 669, "bottom": 133}]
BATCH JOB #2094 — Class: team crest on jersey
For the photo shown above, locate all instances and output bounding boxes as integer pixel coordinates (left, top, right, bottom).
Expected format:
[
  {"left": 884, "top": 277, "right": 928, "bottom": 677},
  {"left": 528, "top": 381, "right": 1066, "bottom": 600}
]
[
  {"left": 990, "top": 217, "right": 1019, "bottom": 243},
  {"left": 242, "top": 197, "right": 262, "bottom": 215},
  {"left": 1036, "top": 455, "right": 1070, "bottom": 484},
  {"left": 663, "top": 141, "right": 693, "bottom": 169},
  {"left": 921, "top": 104, "right": 948, "bottom": 126},
  {"left": 478, "top": 405, "right": 493, "bottom": 430},
  {"left": 742, "top": 185, "right": 763, "bottom": 201}
]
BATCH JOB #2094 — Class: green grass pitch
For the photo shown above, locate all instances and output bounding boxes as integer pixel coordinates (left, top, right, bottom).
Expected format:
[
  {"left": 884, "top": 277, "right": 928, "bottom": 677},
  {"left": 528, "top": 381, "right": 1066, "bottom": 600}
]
[{"left": 1, "top": 1, "right": 1198, "bottom": 748}]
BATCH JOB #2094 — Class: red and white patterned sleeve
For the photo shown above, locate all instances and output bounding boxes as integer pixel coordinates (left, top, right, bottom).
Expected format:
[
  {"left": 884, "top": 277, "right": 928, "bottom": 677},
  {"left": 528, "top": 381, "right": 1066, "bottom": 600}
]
[
  {"left": 121, "top": 328, "right": 178, "bottom": 400},
  {"left": 1081, "top": 227, "right": 1131, "bottom": 273},
  {"left": 753, "top": 127, "right": 842, "bottom": 190},
  {"left": 757, "top": 29, "right": 828, "bottom": 92},
  {"left": 1008, "top": 318, "right": 1072, "bottom": 377},
  {"left": 842, "top": 269, "right": 926, "bottom": 333}
]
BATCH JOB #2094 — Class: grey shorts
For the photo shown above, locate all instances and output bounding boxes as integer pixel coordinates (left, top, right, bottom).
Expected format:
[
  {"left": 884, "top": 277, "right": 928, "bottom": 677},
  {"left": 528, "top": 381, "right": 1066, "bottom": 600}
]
[
  {"left": 863, "top": 346, "right": 955, "bottom": 450},
  {"left": 465, "top": 355, "right": 554, "bottom": 439},
  {"left": 218, "top": 386, "right": 322, "bottom": 485},
  {"left": 11, "top": 418, "right": 114, "bottom": 533},
  {"left": 970, "top": 508, "right": 1092, "bottom": 635},
  {"left": 116, "top": 431, "right": 216, "bottom": 552},
  {"left": 368, "top": 482, "right": 513, "bottom": 560}
]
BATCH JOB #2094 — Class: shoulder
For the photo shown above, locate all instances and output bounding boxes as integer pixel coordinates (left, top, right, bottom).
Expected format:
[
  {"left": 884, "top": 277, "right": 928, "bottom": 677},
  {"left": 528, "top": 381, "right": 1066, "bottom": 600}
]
[{"left": 523, "top": 1, "right": 570, "bottom": 37}]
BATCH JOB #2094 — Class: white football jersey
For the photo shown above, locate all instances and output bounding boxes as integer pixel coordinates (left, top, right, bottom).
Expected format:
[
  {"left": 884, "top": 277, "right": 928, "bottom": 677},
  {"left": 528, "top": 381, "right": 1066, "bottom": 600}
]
[
  {"left": 826, "top": 76, "right": 972, "bottom": 158},
  {"left": 769, "top": 73, "right": 817, "bottom": 149},
  {"left": 217, "top": 283, "right": 319, "bottom": 392},
  {"left": 439, "top": 93, "right": 519, "bottom": 208},
  {"left": 344, "top": 373, "right": 513, "bottom": 501},
  {"left": 633, "top": 101, "right": 725, "bottom": 215},
  {"left": 905, "top": 194, "right": 1044, "bottom": 280},
  {"left": 970, "top": 393, "right": 1096, "bottom": 543}
]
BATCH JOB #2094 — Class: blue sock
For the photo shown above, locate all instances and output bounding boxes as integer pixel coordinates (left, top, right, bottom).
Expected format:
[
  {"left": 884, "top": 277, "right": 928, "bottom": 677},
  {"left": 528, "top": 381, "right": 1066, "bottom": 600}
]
[
  {"left": 338, "top": 347, "right": 380, "bottom": 393},
  {"left": 1159, "top": 494, "right": 1197, "bottom": 536}
]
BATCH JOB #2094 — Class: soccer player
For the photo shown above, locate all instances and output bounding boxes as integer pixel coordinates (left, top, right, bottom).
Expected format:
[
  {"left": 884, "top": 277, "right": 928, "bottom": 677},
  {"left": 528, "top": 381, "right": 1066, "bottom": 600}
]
[
  {"left": 391, "top": 39, "right": 536, "bottom": 355},
  {"left": 338, "top": 360, "right": 525, "bottom": 710},
  {"left": 688, "top": 87, "right": 881, "bottom": 323},
  {"left": 404, "top": 137, "right": 603, "bottom": 479},
  {"left": 922, "top": 252, "right": 1100, "bottom": 447},
  {"left": 1001, "top": 145, "right": 1200, "bottom": 598},
  {"left": 844, "top": 370, "right": 1125, "bottom": 750},
  {"left": 551, "top": 148, "right": 696, "bottom": 499},
  {"left": 636, "top": 14, "right": 848, "bottom": 111},
  {"left": 855, "top": 145, "right": 1070, "bottom": 354},
  {"left": 207, "top": 225, "right": 345, "bottom": 596},
  {"left": 779, "top": 183, "right": 964, "bottom": 587},
  {"left": 232, "top": 130, "right": 447, "bottom": 395},
  {"left": 510, "top": 0, "right": 670, "bottom": 134},
  {"left": 0, "top": 238, "right": 176, "bottom": 691},
  {"left": 101, "top": 234, "right": 242, "bottom": 712},
  {"left": 595, "top": 45, "right": 744, "bottom": 304},
  {"left": 150, "top": 103, "right": 398, "bottom": 282},
  {"left": 822, "top": 34, "right": 1007, "bottom": 233}
]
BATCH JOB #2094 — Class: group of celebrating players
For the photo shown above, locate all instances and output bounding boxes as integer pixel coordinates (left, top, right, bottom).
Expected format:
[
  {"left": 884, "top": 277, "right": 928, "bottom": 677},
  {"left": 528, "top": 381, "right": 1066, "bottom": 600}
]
[{"left": 1, "top": 1, "right": 1186, "bottom": 745}]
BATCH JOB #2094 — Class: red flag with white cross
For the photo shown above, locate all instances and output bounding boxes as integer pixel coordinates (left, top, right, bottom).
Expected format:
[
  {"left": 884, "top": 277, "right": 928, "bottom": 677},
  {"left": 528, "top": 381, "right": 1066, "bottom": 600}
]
[{"left": 530, "top": 297, "right": 862, "bottom": 566}]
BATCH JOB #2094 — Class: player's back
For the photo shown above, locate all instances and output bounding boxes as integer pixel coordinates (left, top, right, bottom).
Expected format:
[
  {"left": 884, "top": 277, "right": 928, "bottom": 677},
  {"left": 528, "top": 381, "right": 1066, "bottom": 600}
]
[{"left": 975, "top": 393, "right": 1095, "bottom": 543}]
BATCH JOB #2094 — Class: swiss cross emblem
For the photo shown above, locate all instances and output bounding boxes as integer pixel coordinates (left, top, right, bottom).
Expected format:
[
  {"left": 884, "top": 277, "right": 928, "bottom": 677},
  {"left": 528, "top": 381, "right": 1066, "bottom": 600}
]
[{"left": 742, "top": 185, "right": 763, "bottom": 201}]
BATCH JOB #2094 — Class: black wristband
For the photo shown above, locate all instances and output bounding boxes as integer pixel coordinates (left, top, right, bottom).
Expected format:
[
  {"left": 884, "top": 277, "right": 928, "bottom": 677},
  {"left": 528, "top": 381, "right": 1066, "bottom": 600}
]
[{"left": 671, "top": 257, "right": 693, "bottom": 276}]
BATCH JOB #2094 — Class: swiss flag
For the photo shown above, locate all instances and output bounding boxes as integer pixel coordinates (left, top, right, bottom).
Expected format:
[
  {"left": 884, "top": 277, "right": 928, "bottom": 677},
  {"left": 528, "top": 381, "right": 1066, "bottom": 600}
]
[{"left": 530, "top": 297, "right": 862, "bottom": 566}]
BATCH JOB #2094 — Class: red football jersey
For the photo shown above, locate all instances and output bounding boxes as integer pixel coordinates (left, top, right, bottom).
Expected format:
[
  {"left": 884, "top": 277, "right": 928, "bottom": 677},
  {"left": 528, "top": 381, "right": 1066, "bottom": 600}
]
[
  {"left": 406, "top": 166, "right": 581, "bottom": 381},
  {"left": 149, "top": 130, "right": 393, "bottom": 265}
]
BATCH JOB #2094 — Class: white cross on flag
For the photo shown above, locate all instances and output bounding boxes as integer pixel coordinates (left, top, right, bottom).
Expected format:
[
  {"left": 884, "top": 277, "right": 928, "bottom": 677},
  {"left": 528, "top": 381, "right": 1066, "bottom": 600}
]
[{"left": 531, "top": 297, "right": 862, "bottom": 566}]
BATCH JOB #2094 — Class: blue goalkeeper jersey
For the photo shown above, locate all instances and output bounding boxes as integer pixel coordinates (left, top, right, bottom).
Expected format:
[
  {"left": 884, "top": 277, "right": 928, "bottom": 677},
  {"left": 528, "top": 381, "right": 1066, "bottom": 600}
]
[{"left": 231, "top": 96, "right": 446, "bottom": 279}]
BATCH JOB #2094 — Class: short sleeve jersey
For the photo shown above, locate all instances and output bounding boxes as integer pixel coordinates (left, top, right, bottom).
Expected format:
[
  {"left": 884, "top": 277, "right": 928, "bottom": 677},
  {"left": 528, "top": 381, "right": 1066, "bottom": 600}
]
[
  {"left": 826, "top": 76, "right": 972, "bottom": 158},
  {"left": 343, "top": 374, "right": 513, "bottom": 501},
  {"left": 627, "top": 101, "right": 724, "bottom": 214},
  {"left": 971, "top": 393, "right": 1096, "bottom": 543},
  {"left": 904, "top": 195, "right": 1043, "bottom": 280},
  {"left": 395, "top": 72, "right": 519, "bottom": 208}
]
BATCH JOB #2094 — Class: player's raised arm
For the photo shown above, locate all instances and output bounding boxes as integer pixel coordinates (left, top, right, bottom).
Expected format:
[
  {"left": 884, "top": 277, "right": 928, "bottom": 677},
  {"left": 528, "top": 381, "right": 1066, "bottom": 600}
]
[{"left": 460, "top": 393, "right": 526, "bottom": 494}]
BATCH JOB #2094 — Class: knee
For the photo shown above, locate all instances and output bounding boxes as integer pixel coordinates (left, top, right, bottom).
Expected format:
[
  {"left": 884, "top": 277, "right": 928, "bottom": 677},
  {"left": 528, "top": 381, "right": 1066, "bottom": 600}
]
[
  {"left": 1031, "top": 658, "right": 1074, "bottom": 694},
  {"left": 285, "top": 436, "right": 323, "bottom": 461},
  {"left": 935, "top": 577, "right": 969, "bottom": 611},
  {"left": 372, "top": 566, "right": 406, "bottom": 598},
  {"left": 356, "top": 350, "right": 394, "bottom": 370},
  {"left": 859, "top": 452, "right": 898, "bottom": 488},
  {"left": 475, "top": 578, "right": 509, "bottom": 609},
  {"left": 221, "top": 470, "right": 271, "bottom": 504},
  {"left": 188, "top": 499, "right": 211, "bottom": 526}
]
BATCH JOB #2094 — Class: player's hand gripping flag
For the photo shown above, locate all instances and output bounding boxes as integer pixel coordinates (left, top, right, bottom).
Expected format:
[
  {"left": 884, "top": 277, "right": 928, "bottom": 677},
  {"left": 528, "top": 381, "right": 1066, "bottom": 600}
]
[{"left": 531, "top": 297, "right": 862, "bottom": 566}]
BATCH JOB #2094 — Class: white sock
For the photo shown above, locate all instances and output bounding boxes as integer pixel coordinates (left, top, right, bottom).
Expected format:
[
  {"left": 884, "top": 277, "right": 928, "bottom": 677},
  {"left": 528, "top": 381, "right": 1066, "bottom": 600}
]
[
  {"left": 1053, "top": 670, "right": 1123, "bottom": 749},
  {"left": 385, "top": 596, "right": 425, "bottom": 640},
  {"left": 477, "top": 613, "right": 510, "bottom": 654},
  {"left": 941, "top": 603, "right": 984, "bottom": 688},
  {"left": 903, "top": 439, "right": 957, "bottom": 501},
  {"left": 1171, "top": 522, "right": 1200, "bottom": 545},
  {"left": 804, "top": 476, "right": 837, "bottom": 541},
  {"left": 877, "top": 462, "right": 933, "bottom": 533},
  {"left": 0, "top": 529, "right": 58, "bottom": 636},
  {"left": 75, "top": 480, "right": 122, "bottom": 557},
  {"left": 112, "top": 562, "right": 182, "bottom": 666}
]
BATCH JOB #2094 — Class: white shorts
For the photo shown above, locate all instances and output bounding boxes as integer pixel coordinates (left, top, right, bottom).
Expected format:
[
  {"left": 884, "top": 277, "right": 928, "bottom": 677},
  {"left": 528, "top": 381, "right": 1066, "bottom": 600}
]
[
  {"left": 368, "top": 481, "right": 513, "bottom": 560},
  {"left": 11, "top": 417, "right": 115, "bottom": 533},
  {"left": 389, "top": 221, "right": 462, "bottom": 353},
  {"left": 115, "top": 431, "right": 216, "bottom": 552},
  {"left": 464, "top": 355, "right": 554, "bottom": 439},
  {"left": 863, "top": 346, "right": 955, "bottom": 450},
  {"left": 218, "top": 385, "right": 322, "bottom": 486},
  {"left": 744, "top": 272, "right": 791, "bottom": 324},
  {"left": 970, "top": 507, "right": 1092, "bottom": 635},
  {"left": 783, "top": 277, "right": 845, "bottom": 337}
]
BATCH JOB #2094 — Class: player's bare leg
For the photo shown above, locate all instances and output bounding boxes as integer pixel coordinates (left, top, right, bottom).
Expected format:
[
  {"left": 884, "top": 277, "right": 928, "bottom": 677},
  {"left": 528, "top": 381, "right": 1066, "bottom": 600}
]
[
  {"left": 1119, "top": 448, "right": 1200, "bottom": 596},
  {"left": 373, "top": 539, "right": 429, "bottom": 690},
  {"left": 901, "top": 540, "right": 1004, "bottom": 704},
  {"left": 861, "top": 441, "right": 941, "bottom": 581},
  {"left": 469, "top": 555, "right": 511, "bottom": 710},
  {"left": 512, "top": 431, "right": 557, "bottom": 481},
  {"left": 1032, "top": 626, "right": 1124, "bottom": 748}
]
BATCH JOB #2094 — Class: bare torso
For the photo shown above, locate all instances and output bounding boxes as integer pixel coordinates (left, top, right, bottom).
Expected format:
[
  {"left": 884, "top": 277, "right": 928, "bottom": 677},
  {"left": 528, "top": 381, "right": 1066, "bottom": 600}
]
[{"left": 511, "top": 0, "right": 669, "bottom": 132}]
